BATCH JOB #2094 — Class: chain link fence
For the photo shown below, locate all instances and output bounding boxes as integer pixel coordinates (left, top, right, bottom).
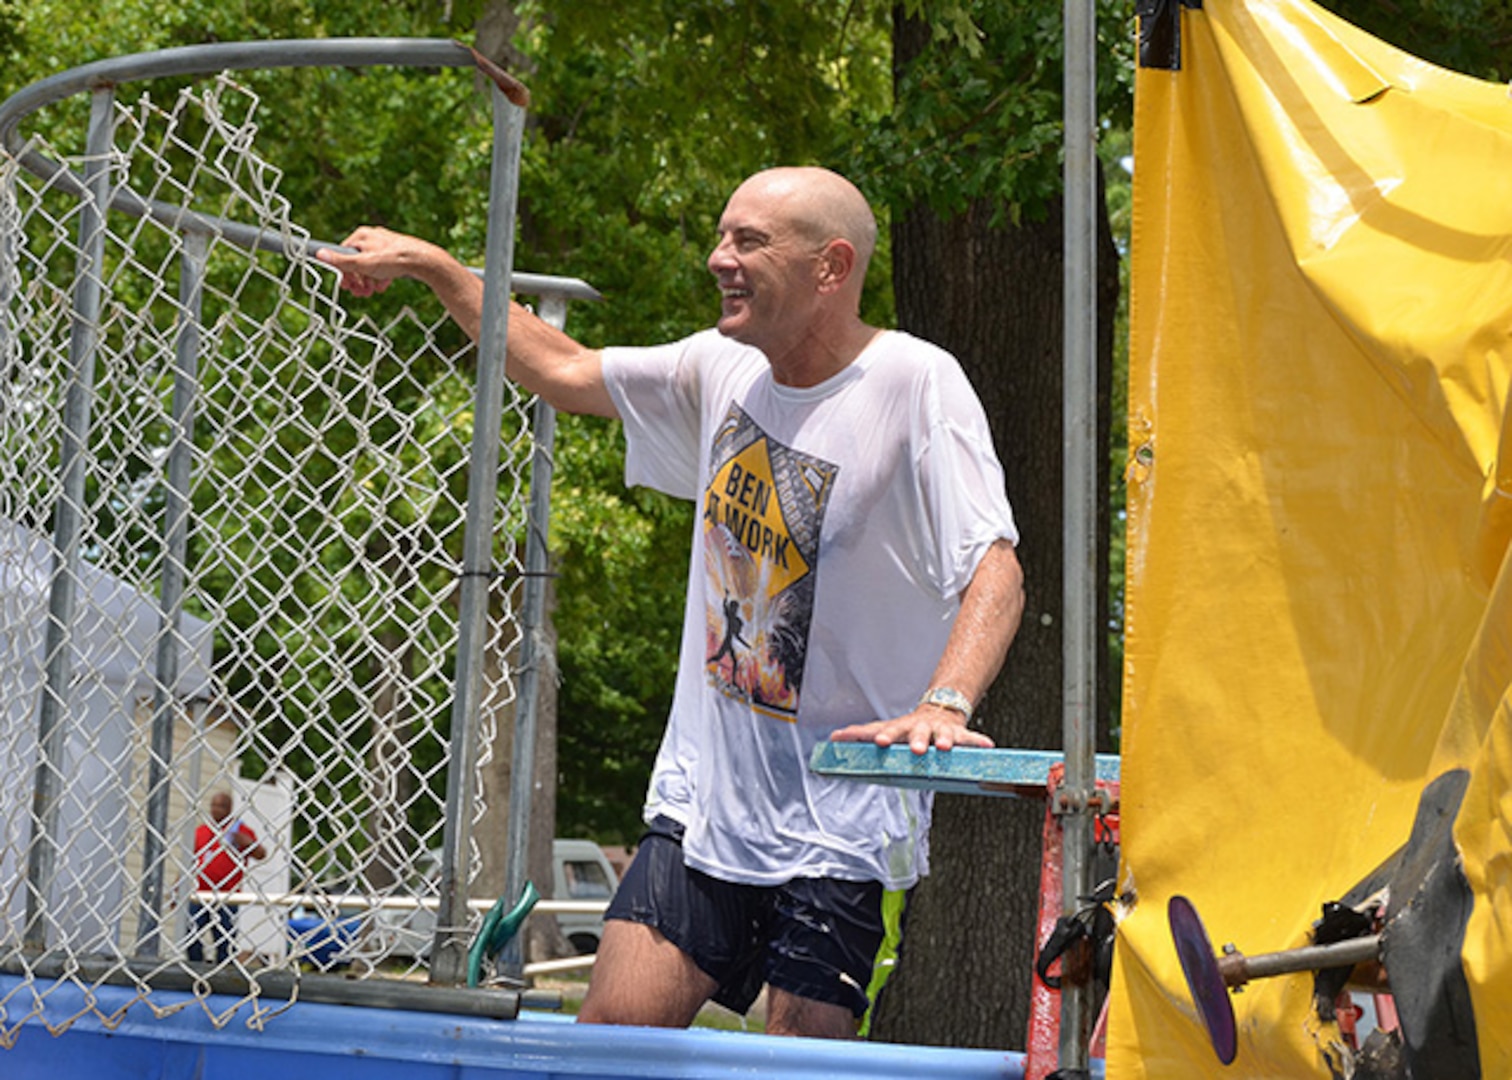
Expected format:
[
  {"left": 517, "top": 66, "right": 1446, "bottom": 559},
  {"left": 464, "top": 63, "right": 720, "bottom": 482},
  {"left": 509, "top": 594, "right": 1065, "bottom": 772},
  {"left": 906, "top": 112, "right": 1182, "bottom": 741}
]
[{"left": 0, "top": 41, "right": 585, "bottom": 1039}]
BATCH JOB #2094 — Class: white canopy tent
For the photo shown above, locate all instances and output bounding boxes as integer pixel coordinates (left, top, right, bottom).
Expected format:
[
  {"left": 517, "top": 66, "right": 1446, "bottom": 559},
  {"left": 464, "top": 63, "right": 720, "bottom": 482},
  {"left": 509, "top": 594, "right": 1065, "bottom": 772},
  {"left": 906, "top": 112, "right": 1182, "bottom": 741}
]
[{"left": 0, "top": 516, "right": 216, "bottom": 952}]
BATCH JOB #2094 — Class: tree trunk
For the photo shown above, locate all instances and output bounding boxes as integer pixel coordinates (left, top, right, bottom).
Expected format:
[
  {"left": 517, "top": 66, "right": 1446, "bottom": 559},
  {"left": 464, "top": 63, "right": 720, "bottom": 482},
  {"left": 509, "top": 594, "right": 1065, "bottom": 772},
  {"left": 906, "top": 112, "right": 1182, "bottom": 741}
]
[{"left": 870, "top": 17, "right": 1119, "bottom": 1048}]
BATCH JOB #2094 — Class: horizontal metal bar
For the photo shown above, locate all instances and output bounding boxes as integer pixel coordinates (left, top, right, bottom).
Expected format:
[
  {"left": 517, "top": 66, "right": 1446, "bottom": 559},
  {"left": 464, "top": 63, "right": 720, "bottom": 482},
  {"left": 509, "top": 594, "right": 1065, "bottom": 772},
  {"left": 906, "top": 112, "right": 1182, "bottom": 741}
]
[
  {"left": 524, "top": 955, "right": 596, "bottom": 978},
  {"left": 511, "top": 271, "right": 602, "bottom": 303},
  {"left": 191, "top": 891, "right": 607, "bottom": 917},
  {"left": 466, "top": 264, "right": 604, "bottom": 302},
  {"left": 1222, "top": 934, "right": 1381, "bottom": 986},
  {"left": 808, "top": 744, "right": 1121, "bottom": 798},
  {"left": 4, "top": 953, "right": 530, "bottom": 1019}
]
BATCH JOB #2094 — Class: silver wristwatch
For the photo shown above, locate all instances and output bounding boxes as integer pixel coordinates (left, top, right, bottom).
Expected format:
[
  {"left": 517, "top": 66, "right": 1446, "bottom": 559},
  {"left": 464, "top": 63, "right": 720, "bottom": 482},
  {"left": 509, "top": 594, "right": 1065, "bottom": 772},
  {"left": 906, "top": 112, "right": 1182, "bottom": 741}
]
[{"left": 917, "top": 686, "right": 974, "bottom": 723}]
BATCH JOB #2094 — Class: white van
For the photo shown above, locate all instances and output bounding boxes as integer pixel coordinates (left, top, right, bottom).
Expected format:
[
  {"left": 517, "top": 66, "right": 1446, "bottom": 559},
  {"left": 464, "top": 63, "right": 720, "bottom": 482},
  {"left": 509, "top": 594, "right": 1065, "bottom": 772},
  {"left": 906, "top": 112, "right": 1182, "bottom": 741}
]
[{"left": 551, "top": 838, "right": 619, "bottom": 955}]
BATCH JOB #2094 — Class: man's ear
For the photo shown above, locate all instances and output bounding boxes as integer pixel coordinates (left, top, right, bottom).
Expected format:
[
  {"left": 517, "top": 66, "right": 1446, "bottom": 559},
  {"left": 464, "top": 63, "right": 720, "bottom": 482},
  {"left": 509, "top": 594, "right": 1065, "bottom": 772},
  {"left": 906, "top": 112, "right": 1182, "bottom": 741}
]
[{"left": 815, "top": 239, "right": 857, "bottom": 294}]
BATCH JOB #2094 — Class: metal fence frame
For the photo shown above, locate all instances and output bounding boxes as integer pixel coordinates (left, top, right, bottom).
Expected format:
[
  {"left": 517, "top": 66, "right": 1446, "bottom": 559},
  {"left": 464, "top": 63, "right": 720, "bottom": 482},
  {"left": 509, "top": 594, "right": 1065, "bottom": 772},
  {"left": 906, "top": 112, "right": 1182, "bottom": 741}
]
[{"left": 0, "top": 38, "right": 594, "bottom": 1020}]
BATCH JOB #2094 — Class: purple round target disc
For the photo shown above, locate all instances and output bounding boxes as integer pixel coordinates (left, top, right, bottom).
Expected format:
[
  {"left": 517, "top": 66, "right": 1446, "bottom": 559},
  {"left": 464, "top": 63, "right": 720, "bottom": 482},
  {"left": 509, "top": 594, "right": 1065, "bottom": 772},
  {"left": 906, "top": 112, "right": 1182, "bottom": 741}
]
[{"left": 1169, "top": 894, "right": 1237, "bottom": 1065}]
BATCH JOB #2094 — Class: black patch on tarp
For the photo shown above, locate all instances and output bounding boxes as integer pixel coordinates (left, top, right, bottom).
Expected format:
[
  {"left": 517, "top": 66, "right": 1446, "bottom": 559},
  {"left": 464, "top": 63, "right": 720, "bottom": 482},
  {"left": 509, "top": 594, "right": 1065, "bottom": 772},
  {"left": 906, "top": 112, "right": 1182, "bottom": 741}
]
[
  {"left": 1380, "top": 770, "right": 1480, "bottom": 1078},
  {"left": 1312, "top": 900, "right": 1378, "bottom": 1019},
  {"left": 1335, "top": 769, "right": 1480, "bottom": 1079},
  {"left": 1135, "top": 0, "right": 1203, "bottom": 71},
  {"left": 1354, "top": 1028, "right": 1407, "bottom": 1080}
]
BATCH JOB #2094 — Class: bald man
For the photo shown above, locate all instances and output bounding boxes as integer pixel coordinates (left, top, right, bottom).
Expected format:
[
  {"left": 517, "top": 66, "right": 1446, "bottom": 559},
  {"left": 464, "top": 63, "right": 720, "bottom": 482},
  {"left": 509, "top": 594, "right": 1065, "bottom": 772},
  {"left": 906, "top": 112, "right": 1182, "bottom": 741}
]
[
  {"left": 189, "top": 790, "right": 266, "bottom": 965},
  {"left": 320, "top": 167, "right": 1024, "bottom": 1037}
]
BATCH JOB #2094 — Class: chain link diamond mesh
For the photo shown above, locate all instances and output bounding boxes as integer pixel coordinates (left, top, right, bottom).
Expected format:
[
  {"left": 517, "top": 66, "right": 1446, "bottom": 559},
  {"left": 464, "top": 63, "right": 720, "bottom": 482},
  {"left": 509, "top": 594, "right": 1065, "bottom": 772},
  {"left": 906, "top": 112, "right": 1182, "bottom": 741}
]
[{"left": 0, "top": 63, "right": 554, "bottom": 1039}]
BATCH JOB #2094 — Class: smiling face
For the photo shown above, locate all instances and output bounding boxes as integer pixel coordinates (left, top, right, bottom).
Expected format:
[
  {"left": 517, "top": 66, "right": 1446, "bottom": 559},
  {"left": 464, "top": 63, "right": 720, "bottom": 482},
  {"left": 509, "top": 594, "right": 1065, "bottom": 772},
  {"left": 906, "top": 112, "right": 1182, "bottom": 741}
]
[
  {"left": 707, "top": 169, "right": 880, "bottom": 383},
  {"left": 706, "top": 173, "right": 826, "bottom": 356}
]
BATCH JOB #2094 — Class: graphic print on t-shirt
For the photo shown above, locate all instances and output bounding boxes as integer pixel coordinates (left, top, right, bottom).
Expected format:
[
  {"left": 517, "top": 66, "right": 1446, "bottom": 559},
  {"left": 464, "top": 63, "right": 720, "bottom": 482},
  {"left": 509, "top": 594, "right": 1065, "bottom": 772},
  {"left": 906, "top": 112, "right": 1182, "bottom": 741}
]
[{"left": 702, "top": 404, "right": 836, "bottom": 720}]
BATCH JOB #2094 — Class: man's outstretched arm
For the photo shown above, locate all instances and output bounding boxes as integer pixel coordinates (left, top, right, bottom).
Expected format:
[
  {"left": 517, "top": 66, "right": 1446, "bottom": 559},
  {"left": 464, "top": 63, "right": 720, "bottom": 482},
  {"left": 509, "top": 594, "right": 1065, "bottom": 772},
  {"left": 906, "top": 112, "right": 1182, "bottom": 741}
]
[{"left": 318, "top": 227, "right": 618, "bottom": 418}]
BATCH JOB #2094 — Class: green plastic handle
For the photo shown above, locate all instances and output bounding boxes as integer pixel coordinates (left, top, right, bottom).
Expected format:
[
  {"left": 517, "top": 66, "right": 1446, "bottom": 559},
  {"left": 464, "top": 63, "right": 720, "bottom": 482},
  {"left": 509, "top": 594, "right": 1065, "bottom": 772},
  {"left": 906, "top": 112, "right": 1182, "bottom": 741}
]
[{"left": 466, "top": 880, "right": 540, "bottom": 988}]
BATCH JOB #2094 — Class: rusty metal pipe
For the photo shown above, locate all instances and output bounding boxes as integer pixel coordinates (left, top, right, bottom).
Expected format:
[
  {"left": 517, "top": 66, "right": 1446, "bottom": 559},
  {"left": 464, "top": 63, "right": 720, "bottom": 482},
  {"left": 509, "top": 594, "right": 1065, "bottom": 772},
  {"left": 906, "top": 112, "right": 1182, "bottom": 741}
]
[{"left": 1217, "top": 934, "right": 1382, "bottom": 988}]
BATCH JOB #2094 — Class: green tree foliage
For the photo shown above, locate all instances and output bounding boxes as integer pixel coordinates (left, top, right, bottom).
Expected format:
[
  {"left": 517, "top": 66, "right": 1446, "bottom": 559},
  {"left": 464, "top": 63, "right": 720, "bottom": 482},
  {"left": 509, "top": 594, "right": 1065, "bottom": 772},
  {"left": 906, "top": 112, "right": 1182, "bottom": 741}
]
[
  {"left": 851, "top": 0, "right": 1133, "bottom": 223},
  {"left": 1320, "top": 0, "right": 1512, "bottom": 80}
]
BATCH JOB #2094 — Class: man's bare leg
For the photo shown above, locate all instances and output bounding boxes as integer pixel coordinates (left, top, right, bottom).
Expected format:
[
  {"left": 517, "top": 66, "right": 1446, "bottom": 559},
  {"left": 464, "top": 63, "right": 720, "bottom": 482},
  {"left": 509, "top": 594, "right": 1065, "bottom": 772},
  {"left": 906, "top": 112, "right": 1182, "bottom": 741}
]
[
  {"left": 577, "top": 919, "right": 719, "bottom": 1027},
  {"left": 764, "top": 987, "right": 860, "bottom": 1039}
]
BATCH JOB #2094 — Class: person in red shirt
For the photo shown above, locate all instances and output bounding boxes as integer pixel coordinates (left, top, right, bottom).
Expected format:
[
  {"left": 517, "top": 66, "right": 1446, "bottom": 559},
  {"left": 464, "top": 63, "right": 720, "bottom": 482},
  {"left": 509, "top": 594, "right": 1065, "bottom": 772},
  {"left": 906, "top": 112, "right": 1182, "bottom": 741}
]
[{"left": 188, "top": 790, "right": 266, "bottom": 964}]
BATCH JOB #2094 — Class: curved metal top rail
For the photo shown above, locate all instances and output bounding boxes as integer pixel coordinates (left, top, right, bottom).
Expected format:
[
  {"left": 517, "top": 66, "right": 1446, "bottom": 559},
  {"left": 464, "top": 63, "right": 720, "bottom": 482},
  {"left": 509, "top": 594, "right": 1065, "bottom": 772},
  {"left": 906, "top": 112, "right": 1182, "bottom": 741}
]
[
  {"left": 0, "top": 38, "right": 599, "bottom": 302},
  {"left": 0, "top": 38, "right": 518, "bottom": 148}
]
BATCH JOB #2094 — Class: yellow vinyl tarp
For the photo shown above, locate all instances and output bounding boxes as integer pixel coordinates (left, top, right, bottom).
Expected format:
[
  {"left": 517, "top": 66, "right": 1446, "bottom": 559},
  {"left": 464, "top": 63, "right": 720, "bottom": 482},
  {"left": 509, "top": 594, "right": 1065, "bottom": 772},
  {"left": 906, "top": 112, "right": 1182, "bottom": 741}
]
[{"left": 1110, "top": 0, "right": 1512, "bottom": 1076}]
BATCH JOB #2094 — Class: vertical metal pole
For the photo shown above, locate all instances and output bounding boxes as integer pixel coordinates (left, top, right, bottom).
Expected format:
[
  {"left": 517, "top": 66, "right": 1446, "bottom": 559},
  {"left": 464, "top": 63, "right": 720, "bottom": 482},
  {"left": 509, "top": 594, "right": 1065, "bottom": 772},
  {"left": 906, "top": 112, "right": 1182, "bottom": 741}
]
[
  {"left": 136, "top": 229, "right": 206, "bottom": 958},
  {"left": 497, "top": 293, "right": 566, "bottom": 978},
  {"left": 1060, "top": 0, "right": 1099, "bottom": 1070},
  {"left": 430, "top": 85, "right": 525, "bottom": 987},
  {"left": 0, "top": 167, "right": 15, "bottom": 364},
  {"left": 24, "top": 87, "right": 115, "bottom": 953}
]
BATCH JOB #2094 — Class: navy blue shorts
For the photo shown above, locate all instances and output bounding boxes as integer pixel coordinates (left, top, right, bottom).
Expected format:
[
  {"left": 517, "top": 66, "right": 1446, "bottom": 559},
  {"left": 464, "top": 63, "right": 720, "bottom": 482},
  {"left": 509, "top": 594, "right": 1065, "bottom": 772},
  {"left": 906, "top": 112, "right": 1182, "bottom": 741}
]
[{"left": 605, "top": 817, "right": 886, "bottom": 1017}]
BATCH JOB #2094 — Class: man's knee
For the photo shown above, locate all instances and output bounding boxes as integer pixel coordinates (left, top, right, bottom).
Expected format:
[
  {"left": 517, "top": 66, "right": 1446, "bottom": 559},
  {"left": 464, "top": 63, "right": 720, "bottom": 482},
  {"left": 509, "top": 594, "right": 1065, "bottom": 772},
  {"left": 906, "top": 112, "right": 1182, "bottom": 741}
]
[
  {"left": 764, "top": 987, "right": 861, "bottom": 1039},
  {"left": 576, "top": 919, "right": 716, "bottom": 1028}
]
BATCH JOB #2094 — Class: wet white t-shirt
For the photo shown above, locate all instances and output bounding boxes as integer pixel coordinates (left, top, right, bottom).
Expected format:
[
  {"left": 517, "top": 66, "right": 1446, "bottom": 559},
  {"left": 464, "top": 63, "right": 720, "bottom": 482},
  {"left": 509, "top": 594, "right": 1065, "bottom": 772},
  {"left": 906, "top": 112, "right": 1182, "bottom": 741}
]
[{"left": 602, "top": 328, "right": 1018, "bottom": 889}]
